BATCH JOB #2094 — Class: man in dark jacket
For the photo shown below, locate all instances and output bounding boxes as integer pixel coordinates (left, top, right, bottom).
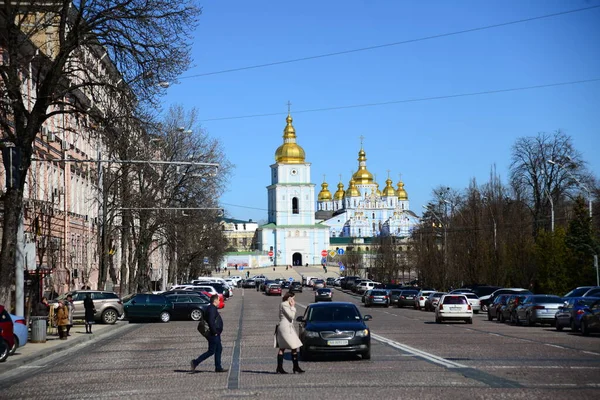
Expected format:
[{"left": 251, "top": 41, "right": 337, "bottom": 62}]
[{"left": 190, "top": 294, "right": 227, "bottom": 373}]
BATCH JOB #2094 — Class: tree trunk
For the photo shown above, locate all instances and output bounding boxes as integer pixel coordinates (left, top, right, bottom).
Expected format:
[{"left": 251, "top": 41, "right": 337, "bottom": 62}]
[{"left": 0, "top": 188, "right": 23, "bottom": 307}]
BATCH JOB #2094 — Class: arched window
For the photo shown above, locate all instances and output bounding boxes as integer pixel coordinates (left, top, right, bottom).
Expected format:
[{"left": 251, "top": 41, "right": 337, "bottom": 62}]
[
  {"left": 292, "top": 197, "right": 299, "bottom": 214},
  {"left": 372, "top": 213, "right": 375, "bottom": 219}
]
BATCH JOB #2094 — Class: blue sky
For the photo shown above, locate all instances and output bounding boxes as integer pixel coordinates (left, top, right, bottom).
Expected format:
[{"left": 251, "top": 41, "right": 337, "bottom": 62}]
[{"left": 161, "top": 0, "right": 600, "bottom": 223}]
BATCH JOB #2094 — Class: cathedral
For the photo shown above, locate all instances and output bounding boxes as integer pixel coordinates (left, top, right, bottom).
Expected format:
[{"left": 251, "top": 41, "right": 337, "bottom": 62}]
[
  {"left": 316, "top": 145, "right": 419, "bottom": 238},
  {"left": 256, "top": 113, "right": 418, "bottom": 266}
]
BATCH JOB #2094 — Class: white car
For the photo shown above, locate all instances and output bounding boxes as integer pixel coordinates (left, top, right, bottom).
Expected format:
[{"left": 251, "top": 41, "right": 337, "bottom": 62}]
[
  {"left": 356, "top": 281, "right": 377, "bottom": 294},
  {"left": 457, "top": 292, "right": 481, "bottom": 314},
  {"left": 435, "top": 294, "right": 473, "bottom": 324},
  {"left": 414, "top": 290, "right": 436, "bottom": 310}
]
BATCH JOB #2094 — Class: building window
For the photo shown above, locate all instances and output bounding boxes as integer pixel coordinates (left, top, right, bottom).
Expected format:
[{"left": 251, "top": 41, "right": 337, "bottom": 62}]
[
  {"left": 372, "top": 213, "right": 375, "bottom": 219},
  {"left": 292, "top": 197, "right": 299, "bottom": 214}
]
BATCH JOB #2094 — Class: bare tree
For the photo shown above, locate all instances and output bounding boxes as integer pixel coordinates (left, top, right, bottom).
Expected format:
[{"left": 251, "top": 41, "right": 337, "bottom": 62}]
[{"left": 0, "top": 1, "right": 200, "bottom": 305}]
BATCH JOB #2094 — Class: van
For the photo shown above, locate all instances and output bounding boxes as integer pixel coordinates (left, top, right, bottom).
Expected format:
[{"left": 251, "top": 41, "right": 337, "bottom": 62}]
[{"left": 302, "top": 276, "right": 318, "bottom": 287}]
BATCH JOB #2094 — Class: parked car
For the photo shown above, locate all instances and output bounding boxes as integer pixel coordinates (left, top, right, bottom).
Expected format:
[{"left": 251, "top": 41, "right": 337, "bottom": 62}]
[
  {"left": 397, "top": 290, "right": 419, "bottom": 308},
  {"left": 9, "top": 314, "right": 27, "bottom": 355},
  {"left": 563, "top": 286, "right": 600, "bottom": 298},
  {"left": 266, "top": 284, "right": 283, "bottom": 296},
  {"left": 461, "top": 293, "right": 481, "bottom": 314},
  {"left": 514, "top": 295, "right": 564, "bottom": 326},
  {"left": 480, "top": 288, "right": 532, "bottom": 313},
  {"left": 499, "top": 294, "right": 528, "bottom": 323},
  {"left": 487, "top": 294, "right": 510, "bottom": 321},
  {"left": 365, "top": 290, "right": 390, "bottom": 307},
  {"left": 414, "top": 290, "right": 436, "bottom": 310},
  {"left": 326, "top": 277, "right": 336, "bottom": 287},
  {"left": 424, "top": 292, "right": 446, "bottom": 311},
  {"left": 52, "top": 290, "right": 124, "bottom": 325},
  {"left": 164, "top": 294, "right": 210, "bottom": 321},
  {"left": 315, "top": 288, "right": 333, "bottom": 302},
  {"left": 123, "top": 294, "right": 174, "bottom": 323},
  {"left": 356, "top": 281, "right": 380, "bottom": 294},
  {"left": 580, "top": 299, "right": 600, "bottom": 336},
  {"left": 341, "top": 276, "right": 360, "bottom": 290},
  {"left": 435, "top": 294, "right": 473, "bottom": 324},
  {"left": 313, "top": 280, "right": 326, "bottom": 290},
  {"left": 297, "top": 302, "right": 372, "bottom": 360},
  {"left": 555, "top": 297, "right": 600, "bottom": 331},
  {"left": 388, "top": 290, "right": 403, "bottom": 306},
  {"left": 242, "top": 279, "right": 256, "bottom": 288},
  {"left": 0, "top": 305, "right": 15, "bottom": 362},
  {"left": 290, "top": 282, "right": 303, "bottom": 293}
]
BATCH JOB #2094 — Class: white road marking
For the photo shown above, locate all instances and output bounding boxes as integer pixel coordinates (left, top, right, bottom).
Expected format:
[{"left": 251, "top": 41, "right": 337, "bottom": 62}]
[
  {"left": 582, "top": 351, "right": 600, "bottom": 356},
  {"left": 487, "top": 366, "right": 600, "bottom": 369},
  {"left": 544, "top": 344, "right": 565, "bottom": 349},
  {"left": 488, "top": 333, "right": 502, "bottom": 337},
  {"left": 371, "top": 333, "right": 468, "bottom": 369},
  {"left": 18, "top": 365, "right": 45, "bottom": 369}
]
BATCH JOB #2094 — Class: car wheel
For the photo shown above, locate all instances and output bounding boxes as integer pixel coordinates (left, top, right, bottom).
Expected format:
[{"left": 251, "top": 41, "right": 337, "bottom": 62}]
[
  {"left": 554, "top": 318, "right": 563, "bottom": 332},
  {"left": 527, "top": 314, "right": 535, "bottom": 327},
  {"left": 300, "top": 348, "right": 311, "bottom": 361},
  {"left": 474, "top": 310, "right": 479, "bottom": 314},
  {"left": 570, "top": 319, "right": 578, "bottom": 332},
  {"left": 159, "top": 311, "right": 171, "bottom": 323},
  {"left": 190, "top": 309, "right": 203, "bottom": 321},
  {"left": 498, "top": 313, "right": 504, "bottom": 323},
  {"left": 101, "top": 308, "right": 119, "bottom": 324},
  {"left": 487, "top": 312, "right": 493, "bottom": 321},
  {"left": 481, "top": 304, "right": 488, "bottom": 313},
  {"left": 0, "top": 339, "right": 9, "bottom": 362},
  {"left": 9, "top": 335, "right": 19, "bottom": 356},
  {"left": 515, "top": 313, "right": 521, "bottom": 326},
  {"left": 361, "top": 349, "right": 371, "bottom": 360},
  {"left": 581, "top": 320, "right": 589, "bottom": 336},
  {"left": 467, "top": 318, "right": 473, "bottom": 324}
]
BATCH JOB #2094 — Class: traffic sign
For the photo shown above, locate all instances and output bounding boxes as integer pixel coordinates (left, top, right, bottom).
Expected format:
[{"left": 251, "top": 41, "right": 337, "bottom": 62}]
[
  {"left": 321, "top": 250, "right": 328, "bottom": 257},
  {"left": 321, "top": 257, "right": 327, "bottom": 264},
  {"left": 239, "top": 266, "right": 244, "bottom": 271},
  {"left": 337, "top": 248, "right": 345, "bottom": 255},
  {"left": 203, "top": 257, "right": 209, "bottom": 265},
  {"left": 329, "top": 250, "right": 336, "bottom": 257},
  {"left": 268, "top": 251, "right": 274, "bottom": 257},
  {"left": 288, "top": 277, "right": 294, "bottom": 282},
  {"left": 339, "top": 265, "right": 345, "bottom": 271}
]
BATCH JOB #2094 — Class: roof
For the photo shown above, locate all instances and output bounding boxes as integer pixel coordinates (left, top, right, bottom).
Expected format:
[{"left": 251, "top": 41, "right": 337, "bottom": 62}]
[{"left": 220, "top": 217, "right": 256, "bottom": 224}]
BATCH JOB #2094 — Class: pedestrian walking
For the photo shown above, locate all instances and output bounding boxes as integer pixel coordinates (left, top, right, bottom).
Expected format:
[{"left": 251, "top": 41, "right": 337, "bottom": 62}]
[
  {"left": 190, "top": 294, "right": 227, "bottom": 373},
  {"left": 274, "top": 292, "right": 304, "bottom": 374},
  {"left": 55, "top": 302, "right": 69, "bottom": 340},
  {"left": 83, "top": 293, "right": 95, "bottom": 334},
  {"left": 65, "top": 294, "right": 75, "bottom": 336}
]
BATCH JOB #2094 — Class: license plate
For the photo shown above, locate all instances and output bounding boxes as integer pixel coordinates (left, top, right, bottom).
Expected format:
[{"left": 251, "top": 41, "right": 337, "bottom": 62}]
[
  {"left": 450, "top": 307, "right": 461, "bottom": 311},
  {"left": 406, "top": 296, "right": 414, "bottom": 299},
  {"left": 327, "top": 340, "right": 348, "bottom": 346}
]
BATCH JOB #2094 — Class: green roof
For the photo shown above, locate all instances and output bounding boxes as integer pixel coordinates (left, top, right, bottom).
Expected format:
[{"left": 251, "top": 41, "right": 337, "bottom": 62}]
[
  {"left": 330, "top": 237, "right": 376, "bottom": 245},
  {"left": 259, "top": 223, "right": 329, "bottom": 229}
]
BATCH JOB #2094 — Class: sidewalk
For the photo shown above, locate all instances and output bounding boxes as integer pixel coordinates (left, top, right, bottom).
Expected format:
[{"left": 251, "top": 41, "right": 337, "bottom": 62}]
[{"left": 0, "top": 320, "right": 130, "bottom": 375}]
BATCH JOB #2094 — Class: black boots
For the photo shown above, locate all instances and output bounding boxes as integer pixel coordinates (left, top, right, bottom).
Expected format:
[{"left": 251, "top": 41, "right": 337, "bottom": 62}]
[
  {"left": 276, "top": 354, "right": 288, "bottom": 374},
  {"left": 292, "top": 353, "right": 305, "bottom": 374}
]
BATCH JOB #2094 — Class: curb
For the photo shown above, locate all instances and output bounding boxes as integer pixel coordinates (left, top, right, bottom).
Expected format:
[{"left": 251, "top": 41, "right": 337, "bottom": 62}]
[{"left": 0, "top": 322, "right": 133, "bottom": 375}]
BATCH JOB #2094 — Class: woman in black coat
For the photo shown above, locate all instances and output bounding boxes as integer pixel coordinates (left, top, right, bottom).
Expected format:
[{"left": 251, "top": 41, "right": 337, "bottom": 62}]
[{"left": 83, "top": 294, "right": 95, "bottom": 334}]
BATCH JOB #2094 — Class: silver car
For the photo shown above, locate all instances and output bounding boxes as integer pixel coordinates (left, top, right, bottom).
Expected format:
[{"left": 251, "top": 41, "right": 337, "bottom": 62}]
[
  {"left": 515, "top": 295, "right": 564, "bottom": 326},
  {"left": 54, "top": 290, "right": 124, "bottom": 324}
]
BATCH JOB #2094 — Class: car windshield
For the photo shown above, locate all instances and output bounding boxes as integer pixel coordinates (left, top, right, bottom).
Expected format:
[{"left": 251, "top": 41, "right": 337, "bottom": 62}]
[
  {"left": 317, "top": 289, "right": 331, "bottom": 294},
  {"left": 564, "top": 287, "right": 593, "bottom": 297},
  {"left": 443, "top": 296, "right": 468, "bottom": 304},
  {"left": 402, "top": 291, "right": 418, "bottom": 295},
  {"left": 390, "top": 290, "right": 402, "bottom": 295},
  {"left": 308, "top": 305, "right": 360, "bottom": 322},
  {"left": 371, "top": 290, "right": 387, "bottom": 296},
  {"left": 532, "top": 296, "right": 563, "bottom": 303}
]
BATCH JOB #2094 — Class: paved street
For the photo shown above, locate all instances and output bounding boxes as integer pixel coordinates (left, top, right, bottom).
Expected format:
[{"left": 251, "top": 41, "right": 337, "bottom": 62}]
[{"left": 1, "top": 285, "right": 599, "bottom": 400}]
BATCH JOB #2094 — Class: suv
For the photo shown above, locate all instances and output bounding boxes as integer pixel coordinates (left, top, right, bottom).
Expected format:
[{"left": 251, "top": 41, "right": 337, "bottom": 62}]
[{"left": 54, "top": 290, "right": 124, "bottom": 324}]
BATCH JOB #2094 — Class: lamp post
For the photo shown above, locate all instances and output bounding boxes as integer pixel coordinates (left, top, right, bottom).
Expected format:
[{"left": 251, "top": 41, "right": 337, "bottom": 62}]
[
  {"left": 547, "top": 159, "right": 592, "bottom": 220},
  {"left": 482, "top": 197, "right": 497, "bottom": 251},
  {"left": 543, "top": 188, "right": 555, "bottom": 233},
  {"left": 422, "top": 205, "right": 447, "bottom": 266}
]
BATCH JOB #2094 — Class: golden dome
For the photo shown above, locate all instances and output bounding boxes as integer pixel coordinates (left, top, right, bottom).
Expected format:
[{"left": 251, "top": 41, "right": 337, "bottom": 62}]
[
  {"left": 334, "top": 182, "right": 345, "bottom": 200},
  {"left": 318, "top": 181, "right": 332, "bottom": 201},
  {"left": 346, "top": 178, "right": 360, "bottom": 197},
  {"left": 397, "top": 181, "right": 408, "bottom": 200},
  {"left": 375, "top": 181, "right": 382, "bottom": 196},
  {"left": 275, "top": 114, "right": 306, "bottom": 164},
  {"left": 382, "top": 178, "right": 396, "bottom": 197},
  {"left": 352, "top": 147, "right": 374, "bottom": 184}
]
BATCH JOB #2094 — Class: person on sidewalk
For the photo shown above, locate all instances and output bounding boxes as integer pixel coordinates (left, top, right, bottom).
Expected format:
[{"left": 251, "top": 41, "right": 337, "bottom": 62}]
[
  {"left": 65, "top": 295, "right": 75, "bottom": 336},
  {"left": 83, "top": 293, "right": 95, "bottom": 334},
  {"left": 55, "top": 302, "right": 69, "bottom": 340},
  {"left": 275, "top": 292, "right": 305, "bottom": 374},
  {"left": 34, "top": 297, "right": 50, "bottom": 316},
  {"left": 191, "top": 294, "right": 227, "bottom": 373}
]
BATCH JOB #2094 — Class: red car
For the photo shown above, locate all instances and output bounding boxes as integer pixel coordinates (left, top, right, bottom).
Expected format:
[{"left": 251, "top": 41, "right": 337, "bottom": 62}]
[
  {"left": 0, "top": 305, "right": 15, "bottom": 362},
  {"left": 266, "top": 284, "right": 282, "bottom": 296}
]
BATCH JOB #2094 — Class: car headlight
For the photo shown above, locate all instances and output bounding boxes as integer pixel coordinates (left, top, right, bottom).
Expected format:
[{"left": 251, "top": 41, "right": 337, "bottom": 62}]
[
  {"left": 355, "top": 329, "right": 369, "bottom": 337},
  {"left": 304, "top": 330, "right": 320, "bottom": 338}
]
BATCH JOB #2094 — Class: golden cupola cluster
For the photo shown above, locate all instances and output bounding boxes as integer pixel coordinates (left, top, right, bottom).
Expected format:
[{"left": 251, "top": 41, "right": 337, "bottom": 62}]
[
  {"left": 346, "top": 178, "right": 361, "bottom": 197},
  {"left": 382, "top": 178, "right": 396, "bottom": 197},
  {"left": 397, "top": 181, "right": 408, "bottom": 200},
  {"left": 317, "top": 181, "right": 332, "bottom": 201},
  {"left": 275, "top": 114, "right": 306, "bottom": 164},
  {"left": 334, "top": 181, "right": 345, "bottom": 200},
  {"left": 352, "top": 148, "right": 374, "bottom": 184}
]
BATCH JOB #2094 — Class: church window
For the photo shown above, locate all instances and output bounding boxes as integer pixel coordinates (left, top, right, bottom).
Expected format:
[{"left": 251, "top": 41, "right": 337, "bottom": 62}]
[
  {"left": 372, "top": 213, "right": 375, "bottom": 219},
  {"left": 234, "top": 224, "right": 238, "bottom": 230},
  {"left": 402, "top": 203, "right": 405, "bottom": 209},
  {"left": 292, "top": 197, "right": 299, "bottom": 214},
  {"left": 366, "top": 247, "right": 369, "bottom": 251},
  {"left": 358, "top": 228, "right": 362, "bottom": 236},
  {"left": 243, "top": 224, "right": 246, "bottom": 230}
]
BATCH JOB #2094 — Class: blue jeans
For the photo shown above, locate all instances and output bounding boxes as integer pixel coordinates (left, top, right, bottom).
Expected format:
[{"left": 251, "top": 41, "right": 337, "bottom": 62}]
[{"left": 194, "top": 335, "right": 222, "bottom": 369}]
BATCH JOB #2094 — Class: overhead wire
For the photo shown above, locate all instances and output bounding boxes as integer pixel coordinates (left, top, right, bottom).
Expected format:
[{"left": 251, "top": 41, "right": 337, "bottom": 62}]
[
  {"left": 180, "top": 5, "right": 600, "bottom": 80},
  {"left": 201, "top": 78, "right": 600, "bottom": 121}
]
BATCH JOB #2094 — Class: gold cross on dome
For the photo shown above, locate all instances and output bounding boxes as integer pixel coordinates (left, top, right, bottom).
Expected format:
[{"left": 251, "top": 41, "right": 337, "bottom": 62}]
[
  {"left": 339, "top": 174, "right": 342, "bottom": 182},
  {"left": 387, "top": 169, "right": 391, "bottom": 179},
  {"left": 359, "top": 135, "right": 364, "bottom": 148},
  {"left": 398, "top": 173, "right": 403, "bottom": 182},
  {"left": 286, "top": 101, "right": 292, "bottom": 114},
  {"left": 323, "top": 174, "right": 326, "bottom": 183}
]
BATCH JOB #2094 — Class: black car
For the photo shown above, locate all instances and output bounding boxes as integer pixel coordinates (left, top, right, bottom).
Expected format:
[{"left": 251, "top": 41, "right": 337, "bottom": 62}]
[
  {"left": 281, "top": 281, "right": 291, "bottom": 289},
  {"left": 123, "top": 294, "right": 174, "bottom": 322},
  {"left": 580, "top": 299, "right": 600, "bottom": 336},
  {"left": 297, "top": 302, "right": 372, "bottom": 360},
  {"left": 164, "top": 294, "right": 210, "bottom": 321},
  {"left": 290, "top": 282, "right": 303, "bottom": 293}
]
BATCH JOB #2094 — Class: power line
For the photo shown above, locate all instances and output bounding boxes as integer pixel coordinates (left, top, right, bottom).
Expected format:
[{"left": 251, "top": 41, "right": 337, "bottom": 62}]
[
  {"left": 202, "top": 78, "right": 600, "bottom": 121},
  {"left": 181, "top": 5, "right": 600, "bottom": 80}
]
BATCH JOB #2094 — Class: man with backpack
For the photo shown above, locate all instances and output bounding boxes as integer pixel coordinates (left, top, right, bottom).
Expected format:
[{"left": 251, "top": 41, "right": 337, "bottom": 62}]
[{"left": 190, "top": 294, "right": 227, "bottom": 373}]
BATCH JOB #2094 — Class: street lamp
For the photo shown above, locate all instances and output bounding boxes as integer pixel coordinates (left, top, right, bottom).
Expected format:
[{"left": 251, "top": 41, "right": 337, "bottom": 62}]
[
  {"left": 422, "top": 205, "right": 447, "bottom": 265},
  {"left": 547, "top": 159, "right": 593, "bottom": 220},
  {"left": 482, "top": 197, "right": 497, "bottom": 251},
  {"left": 543, "top": 187, "right": 555, "bottom": 233}
]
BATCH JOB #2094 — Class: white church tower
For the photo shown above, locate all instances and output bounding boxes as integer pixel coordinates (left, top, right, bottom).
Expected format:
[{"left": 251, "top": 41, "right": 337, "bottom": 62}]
[{"left": 257, "top": 112, "right": 329, "bottom": 266}]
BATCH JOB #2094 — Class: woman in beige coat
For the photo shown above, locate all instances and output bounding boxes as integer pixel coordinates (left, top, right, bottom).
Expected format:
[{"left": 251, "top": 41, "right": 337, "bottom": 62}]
[{"left": 275, "top": 292, "right": 305, "bottom": 374}]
